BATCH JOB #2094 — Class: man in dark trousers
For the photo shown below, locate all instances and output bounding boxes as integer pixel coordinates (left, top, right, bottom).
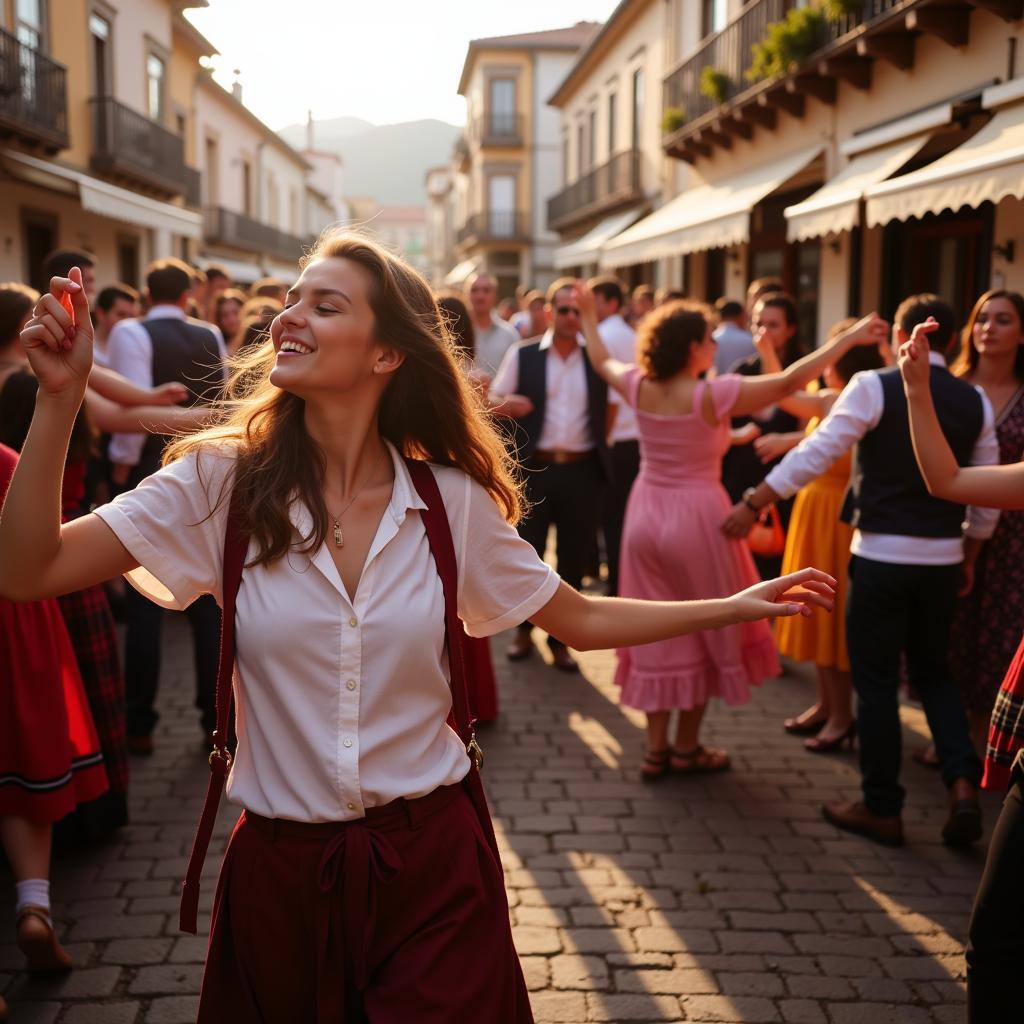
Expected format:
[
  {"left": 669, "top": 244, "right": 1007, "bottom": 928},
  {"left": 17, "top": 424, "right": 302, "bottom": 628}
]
[
  {"left": 724, "top": 295, "right": 999, "bottom": 848},
  {"left": 491, "top": 277, "right": 610, "bottom": 672},
  {"left": 107, "top": 258, "right": 227, "bottom": 755}
]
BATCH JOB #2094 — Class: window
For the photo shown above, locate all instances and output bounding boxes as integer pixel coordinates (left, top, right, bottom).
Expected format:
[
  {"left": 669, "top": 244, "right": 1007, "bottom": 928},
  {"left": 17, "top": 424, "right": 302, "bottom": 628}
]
[
  {"left": 89, "top": 12, "right": 111, "bottom": 97},
  {"left": 608, "top": 92, "right": 617, "bottom": 156},
  {"left": 204, "top": 136, "right": 219, "bottom": 206},
  {"left": 701, "top": 0, "right": 728, "bottom": 38},
  {"left": 146, "top": 52, "right": 164, "bottom": 121},
  {"left": 561, "top": 131, "right": 569, "bottom": 186},
  {"left": 631, "top": 67, "right": 644, "bottom": 152},
  {"left": 587, "top": 109, "right": 597, "bottom": 170},
  {"left": 577, "top": 121, "right": 585, "bottom": 176},
  {"left": 242, "top": 159, "right": 253, "bottom": 216},
  {"left": 488, "top": 78, "right": 515, "bottom": 137},
  {"left": 16, "top": 0, "right": 44, "bottom": 49},
  {"left": 117, "top": 236, "right": 139, "bottom": 288},
  {"left": 488, "top": 174, "right": 516, "bottom": 237}
]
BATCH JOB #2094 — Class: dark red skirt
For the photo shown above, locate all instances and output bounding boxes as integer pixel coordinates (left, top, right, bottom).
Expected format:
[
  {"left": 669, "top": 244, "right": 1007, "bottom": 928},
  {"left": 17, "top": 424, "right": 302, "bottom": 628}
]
[
  {"left": 983, "top": 631, "right": 1024, "bottom": 790},
  {"left": 0, "top": 594, "right": 108, "bottom": 822},
  {"left": 198, "top": 784, "right": 532, "bottom": 1024}
]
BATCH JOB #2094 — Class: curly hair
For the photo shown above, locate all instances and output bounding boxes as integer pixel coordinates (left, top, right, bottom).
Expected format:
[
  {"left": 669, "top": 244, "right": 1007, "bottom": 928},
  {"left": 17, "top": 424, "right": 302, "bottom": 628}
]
[{"left": 637, "top": 300, "right": 709, "bottom": 380}]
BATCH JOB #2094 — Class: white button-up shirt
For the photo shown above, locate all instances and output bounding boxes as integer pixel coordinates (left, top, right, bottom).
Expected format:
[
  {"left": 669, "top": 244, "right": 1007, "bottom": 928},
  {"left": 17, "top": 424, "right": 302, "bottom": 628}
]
[
  {"left": 106, "top": 306, "right": 226, "bottom": 467},
  {"left": 491, "top": 330, "right": 595, "bottom": 452},
  {"left": 764, "top": 355, "right": 1000, "bottom": 565},
  {"left": 94, "top": 442, "right": 559, "bottom": 823},
  {"left": 599, "top": 314, "right": 638, "bottom": 444},
  {"left": 473, "top": 312, "right": 521, "bottom": 379}
]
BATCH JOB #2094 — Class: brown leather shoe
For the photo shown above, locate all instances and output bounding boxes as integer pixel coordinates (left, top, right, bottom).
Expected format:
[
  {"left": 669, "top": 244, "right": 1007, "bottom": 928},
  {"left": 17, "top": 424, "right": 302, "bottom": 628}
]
[
  {"left": 942, "top": 778, "right": 983, "bottom": 847},
  {"left": 16, "top": 907, "right": 72, "bottom": 973},
  {"left": 546, "top": 641, "right": 579, "bottom": 674},
  {"left": 127, "top": 734, "right": 154, "bottom": 757},
  {"left": 506, "top": 630, "right": 534, "bottom": 662},
  {"left": 821, "top": 801, "right": 905, "bottom": 847}
]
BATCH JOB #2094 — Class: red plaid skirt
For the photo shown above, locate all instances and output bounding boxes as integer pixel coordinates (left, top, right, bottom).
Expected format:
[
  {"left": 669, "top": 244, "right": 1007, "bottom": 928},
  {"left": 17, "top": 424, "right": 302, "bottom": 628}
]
[
  {"left": 57, "top": 584, "right": 128, "bottom": 794},
  {"left": 983, "top": 631, "right": 1024, "bottom": 790}
]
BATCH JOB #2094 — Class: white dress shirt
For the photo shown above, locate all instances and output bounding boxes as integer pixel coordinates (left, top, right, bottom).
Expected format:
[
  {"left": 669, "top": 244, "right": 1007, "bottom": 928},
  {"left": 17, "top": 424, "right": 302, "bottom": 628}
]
[
  {"left": 473, "top": 312, "right": 521, "bottom": 379},
  {"left": 599, "top": 314, "right": 638, "bottom": 444},
  {"left": 94, "top": 442, "right": 559, "bottom": 823},
  {"left": 712, "top": 322, "right": 755, "bottom": 375},
  {"left": 764, "top": 354, "right": 1000, "bottom": 565},
  {"left": 106, "top": 306, "right": 226, "bottom": 467},
  {"left": 491, "top": 330, "right": 595, "bottom": 452}
]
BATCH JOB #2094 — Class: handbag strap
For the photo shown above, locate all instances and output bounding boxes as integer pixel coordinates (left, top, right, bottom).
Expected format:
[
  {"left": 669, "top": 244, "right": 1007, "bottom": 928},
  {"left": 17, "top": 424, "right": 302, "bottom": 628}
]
[
  {"left": 179, "top": 489, "right": 247, "bottom": 934},
  {"left": 404, "top": 458, "right": 479, "bottom": 758}
]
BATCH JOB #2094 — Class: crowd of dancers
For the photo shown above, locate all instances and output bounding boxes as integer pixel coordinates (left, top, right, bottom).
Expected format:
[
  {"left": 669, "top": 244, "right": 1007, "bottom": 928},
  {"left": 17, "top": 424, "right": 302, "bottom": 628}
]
[{"left": 0, "top": 232, "right": 1020, "bottom": 1021}]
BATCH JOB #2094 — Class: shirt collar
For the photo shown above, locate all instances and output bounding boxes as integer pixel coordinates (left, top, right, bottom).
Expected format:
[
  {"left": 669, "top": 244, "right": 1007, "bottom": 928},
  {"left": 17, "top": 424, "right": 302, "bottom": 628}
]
[
  {"left": 145, "top": 304, "right": 187, "bottom": 321},
  {"left": 538, "top": 328, "right": 585, "bottom": 351},
  {"left": 928, "top": 350, "right": 948, "bottom": 368}
]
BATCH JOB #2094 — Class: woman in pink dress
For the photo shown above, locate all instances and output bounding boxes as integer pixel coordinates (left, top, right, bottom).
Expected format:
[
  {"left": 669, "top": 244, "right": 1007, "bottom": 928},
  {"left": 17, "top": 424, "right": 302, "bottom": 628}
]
[{"left": 577, "top": 285, "right": 887, "bottom": 778}]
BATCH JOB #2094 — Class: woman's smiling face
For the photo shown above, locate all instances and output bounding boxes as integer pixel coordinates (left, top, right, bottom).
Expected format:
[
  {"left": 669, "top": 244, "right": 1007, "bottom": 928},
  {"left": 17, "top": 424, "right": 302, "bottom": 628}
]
[{"left": 269, "top": 257, "right": 381, "bottom": 400}]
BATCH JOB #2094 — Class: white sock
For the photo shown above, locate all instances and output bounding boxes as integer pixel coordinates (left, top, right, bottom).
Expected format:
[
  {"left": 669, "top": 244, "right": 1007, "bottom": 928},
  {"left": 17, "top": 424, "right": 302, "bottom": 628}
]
[{"left": 15, "top": 879, "right": 50, "bottom": 917}]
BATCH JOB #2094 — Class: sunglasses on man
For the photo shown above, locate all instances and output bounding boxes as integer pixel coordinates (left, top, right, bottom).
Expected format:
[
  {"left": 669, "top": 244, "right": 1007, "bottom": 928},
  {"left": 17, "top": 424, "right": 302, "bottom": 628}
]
[{"left": 555, "top": 306, "right": 580, "bottom": 316}]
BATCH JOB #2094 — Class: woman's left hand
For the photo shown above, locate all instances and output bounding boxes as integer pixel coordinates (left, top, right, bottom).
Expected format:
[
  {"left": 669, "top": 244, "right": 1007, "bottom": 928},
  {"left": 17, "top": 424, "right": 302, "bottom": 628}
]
[
  {"left": 730, "top": 568, "right": 837, "bottom": 621},
  {"left": 151, "top": 381, "right": 189, "bottom": 405},
  {"left": 722, "top": 501, "right": 757, "bottom": 538}
]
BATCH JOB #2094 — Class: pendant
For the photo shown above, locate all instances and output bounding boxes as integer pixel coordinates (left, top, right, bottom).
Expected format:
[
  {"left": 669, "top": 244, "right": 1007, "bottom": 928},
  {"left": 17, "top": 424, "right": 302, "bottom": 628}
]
[{"left": 333, "top": 521, "right": 344, "bottom": 548}]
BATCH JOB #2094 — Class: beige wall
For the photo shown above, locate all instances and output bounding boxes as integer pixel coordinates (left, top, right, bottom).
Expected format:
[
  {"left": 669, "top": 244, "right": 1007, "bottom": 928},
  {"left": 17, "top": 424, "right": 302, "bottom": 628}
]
[
  {"left": 261, "top": 145, "right": 308, "bottom": 234},
  {"left": 110, "top": 0, "right": 171, "bottom": 121},
  {"left": 48, "top": 0, "right": 91, "bottom": 169},
  {"left": 195, "top": 80, "right": 263, "bottom": 215}
]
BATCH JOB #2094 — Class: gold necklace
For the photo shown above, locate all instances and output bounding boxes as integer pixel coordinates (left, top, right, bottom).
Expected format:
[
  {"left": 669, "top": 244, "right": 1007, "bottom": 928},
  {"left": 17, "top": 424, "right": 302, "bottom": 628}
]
[{"left": 327, "top": 446, "right": 388, "bottom": 548}]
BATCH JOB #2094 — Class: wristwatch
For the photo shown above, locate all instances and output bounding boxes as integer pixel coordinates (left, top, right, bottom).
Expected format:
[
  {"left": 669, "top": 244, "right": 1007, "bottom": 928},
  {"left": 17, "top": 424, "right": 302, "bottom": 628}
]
[{"left": 742, "top": 487, "right": 760, "bottom": 512}]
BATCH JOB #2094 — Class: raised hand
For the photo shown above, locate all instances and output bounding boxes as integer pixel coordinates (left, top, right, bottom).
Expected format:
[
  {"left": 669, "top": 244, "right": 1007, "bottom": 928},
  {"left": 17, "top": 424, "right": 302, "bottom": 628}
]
[
  {"left": 842, "top": 312, "right": 890, "bottom": 348},
  {"left": 731, "top": 568, "right": 837, "bottom": 621},
  {"left": 754, "top": 432, "right": 794, "bottom": 464},
  {"left": 572, "top": 281, "right": 597, "bottom": 326},
  {"left": 898, "top": 316, "right": 939, "bottom": 392},
  {"left": 20, "top": 268, "right": 94, "bottom": 400}
]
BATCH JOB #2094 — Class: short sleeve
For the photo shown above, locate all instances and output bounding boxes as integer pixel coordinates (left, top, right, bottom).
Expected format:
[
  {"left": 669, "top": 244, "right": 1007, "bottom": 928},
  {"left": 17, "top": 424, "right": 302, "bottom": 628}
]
[
  {"left": 621, "top": 365, "right": 644, "bottom": 409},
  {"left": 454, "top": 475, "right": 559, "bottom": 638},
  {"left": 708, "top": 373, "right": 742, "bottom": 420},
  {"left": 93, "top": 447, "right": 235, "bottom": 610}
]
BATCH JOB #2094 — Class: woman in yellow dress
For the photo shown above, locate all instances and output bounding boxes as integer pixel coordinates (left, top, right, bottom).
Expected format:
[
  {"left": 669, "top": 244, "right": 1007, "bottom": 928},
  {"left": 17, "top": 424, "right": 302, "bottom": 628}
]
[{"left": 755, "top": 320, "right": 889, "bottom": 751}]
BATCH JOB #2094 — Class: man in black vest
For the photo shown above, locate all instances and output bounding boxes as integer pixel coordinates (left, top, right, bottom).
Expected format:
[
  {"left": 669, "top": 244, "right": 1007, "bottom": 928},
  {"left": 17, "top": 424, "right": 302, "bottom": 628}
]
[
  {"left": 724, "top": 295, "right": 999, "bottom": 848},
  {"left": 107, "top": 258, "right": 227, "bottom": 755},
  {"left": 491, "top": 277, "right": 611, "bottom": 672}
]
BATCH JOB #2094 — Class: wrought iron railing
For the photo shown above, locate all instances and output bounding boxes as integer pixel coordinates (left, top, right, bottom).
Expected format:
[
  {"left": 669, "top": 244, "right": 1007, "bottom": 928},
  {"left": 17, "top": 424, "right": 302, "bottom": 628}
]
[
  {"left": 662, "top": 0, "right": 905, "bottom": 133},
  {"left": 457, "top": 210, "right": 529, "bottom": 245},
  {"left": 204, "top": 206, "right": 313, "bottom": 262},
  {"left": 90, "top": 96, "right": 188, "bottom": 195},
  {"left": 474, "top": 112, "right": 524, "bottom": 145},
  {"left": 0, "top": 26, "right": 68, "bottom": 149},
  {"left": 547, "top": 149, "right": 642, "bottom": 230}
]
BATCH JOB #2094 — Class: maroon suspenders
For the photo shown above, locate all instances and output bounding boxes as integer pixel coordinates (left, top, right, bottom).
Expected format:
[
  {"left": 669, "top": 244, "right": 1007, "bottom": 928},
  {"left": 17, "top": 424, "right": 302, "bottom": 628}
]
[{"left": 178, "top": 461, "right": 498, "bottom": 934}]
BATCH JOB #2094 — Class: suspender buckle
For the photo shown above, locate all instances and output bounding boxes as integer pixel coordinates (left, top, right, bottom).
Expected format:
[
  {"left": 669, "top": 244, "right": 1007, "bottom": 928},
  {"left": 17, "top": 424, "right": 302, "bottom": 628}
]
[
  {"left": 467, "top": 736, "right": 484, "bottom": 772},
  {"left": 208, "top": 745, "right": 233, "bottom": 769}
]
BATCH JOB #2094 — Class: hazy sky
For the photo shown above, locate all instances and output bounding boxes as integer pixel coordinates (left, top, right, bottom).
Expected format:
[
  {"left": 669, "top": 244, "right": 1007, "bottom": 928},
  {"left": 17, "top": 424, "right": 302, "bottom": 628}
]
[{"left": 186, "top": 1, "right": 620, "bottom": 131}]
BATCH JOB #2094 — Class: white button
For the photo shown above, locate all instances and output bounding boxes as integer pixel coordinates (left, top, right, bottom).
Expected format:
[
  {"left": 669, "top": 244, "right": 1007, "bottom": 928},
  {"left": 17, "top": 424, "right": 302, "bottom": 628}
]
[
  {"left": 346, "top": 679, "right": 356, "bottom": 691},
  {"left": 343, "top": 738, "right": 353, "bottom": 748},
  {"left": 349, "top": 617, "right": 358, "bottom": 627},
  {"left": 347, "top": 802, "right": 355, "bottom": 810}
]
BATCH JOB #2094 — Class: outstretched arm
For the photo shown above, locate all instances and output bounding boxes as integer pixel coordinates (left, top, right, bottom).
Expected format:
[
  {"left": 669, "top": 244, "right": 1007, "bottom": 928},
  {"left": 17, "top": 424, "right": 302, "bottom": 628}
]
[
  {"left": 575, "top": 283, "right": 635, "bottom": 398},
  {"left": 88, "top": 364, "right": 187, "bottom": 407},
  {"left": 532, "top": 568, "right": 836, "bottom": 651},
  {"left": 900, "top": 319, "right": 1024, "bottom": 509},
  {"left": 730, "top": 314, "right": 889, "bottom": 419},
  {"left": 84, "top": 389, "right": 215, "bottom": 435}
]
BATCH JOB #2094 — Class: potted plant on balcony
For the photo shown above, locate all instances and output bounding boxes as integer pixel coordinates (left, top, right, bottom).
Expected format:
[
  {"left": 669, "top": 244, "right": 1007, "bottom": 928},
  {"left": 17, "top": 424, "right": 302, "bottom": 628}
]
[
  {"left": 699, "top": 66, "right": 730, "bottom": 106},
  {"left": 747, "top": 3, "right": 827, "bottom": 81},
  {"left": 661, "top": 106, "right": 686, "bottom": 135},
  {"left": 824, "top": 0, "right": 862, "bottom": 19}
]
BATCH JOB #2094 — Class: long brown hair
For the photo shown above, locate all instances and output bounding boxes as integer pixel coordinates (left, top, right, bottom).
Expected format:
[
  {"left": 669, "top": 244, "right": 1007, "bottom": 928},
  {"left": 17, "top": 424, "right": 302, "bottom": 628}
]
[
  {"left": 950, "top": 289, "right": 1024, "bottom": 380},
  {"left": 165, "top": 230, "right": 523, "bottom": 566}
]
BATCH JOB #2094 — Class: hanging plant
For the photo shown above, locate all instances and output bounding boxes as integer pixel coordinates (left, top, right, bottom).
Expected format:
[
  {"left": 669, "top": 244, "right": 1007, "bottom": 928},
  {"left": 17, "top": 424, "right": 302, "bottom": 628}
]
[
  {"left": 823, "top": 0, "right": 863, "bottom": 20},
  {"left": 662, "top": 106, "right": 686, "bottom": 134},
  {"left": 700, "top": 66, "right": 731, "bottom": 106},
  {"left": 747, "top": 4, "right": 827, "bottom": 82}
]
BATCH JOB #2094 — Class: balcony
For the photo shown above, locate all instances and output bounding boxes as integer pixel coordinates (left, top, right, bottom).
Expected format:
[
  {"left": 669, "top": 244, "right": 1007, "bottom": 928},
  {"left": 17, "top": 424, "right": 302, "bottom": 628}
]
[
  {"left": 661, "top": 0, "right": 994, "bottom": 162},
  {"left": 0, "top": 26, "right": 68, "bottom": 151},
  {"left": 473, "top": 111, "right": 524, "bottom": 147},
  {"left": 457, "top": 210, "right": 529, "bottom": 247},
  {"left": 547, "top": 150, "right": 643, "bottom": 231},
  {"left": 204, "top": 206, "right": 314, "bottom": 263},
  {"left": 90, "top": 96, "right": 189, "bottom": 197}
]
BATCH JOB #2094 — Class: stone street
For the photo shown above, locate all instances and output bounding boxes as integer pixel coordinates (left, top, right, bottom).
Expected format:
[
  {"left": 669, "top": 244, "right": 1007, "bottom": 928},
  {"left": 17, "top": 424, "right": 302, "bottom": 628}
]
[{"left": 1, "top": 614, "right": 995, "bottom": 1023}]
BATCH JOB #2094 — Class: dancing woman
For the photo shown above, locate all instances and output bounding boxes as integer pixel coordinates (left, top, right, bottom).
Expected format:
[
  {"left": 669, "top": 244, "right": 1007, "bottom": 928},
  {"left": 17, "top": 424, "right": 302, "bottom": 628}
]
[
  {"left": 900, "top": 319, "right": 1024, "bottom": 1024},
  {"left": 0, "top": 235, "right": 833, "bottom": 1022},
  {"left": 576, "top": 283, "right": 884, "bottom": 779}
]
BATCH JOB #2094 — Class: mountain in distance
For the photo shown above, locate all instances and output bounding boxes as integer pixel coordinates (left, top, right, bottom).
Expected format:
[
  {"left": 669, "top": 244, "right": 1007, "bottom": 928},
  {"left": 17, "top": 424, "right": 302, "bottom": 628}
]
[{"left": 278, "top": 115, "right": 461, "bottom": 207}]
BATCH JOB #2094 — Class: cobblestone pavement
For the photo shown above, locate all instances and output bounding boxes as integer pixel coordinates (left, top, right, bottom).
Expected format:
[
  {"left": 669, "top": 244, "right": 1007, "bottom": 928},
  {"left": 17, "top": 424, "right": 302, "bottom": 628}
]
[{"left": 1, "top": 614, "right": 996, "bottom": 1023}]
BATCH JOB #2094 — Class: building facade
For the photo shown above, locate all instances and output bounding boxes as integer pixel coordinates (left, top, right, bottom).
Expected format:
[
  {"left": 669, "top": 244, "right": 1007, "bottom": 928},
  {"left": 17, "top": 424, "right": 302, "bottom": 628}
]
[
  {"left": 598, "top": 0, "right": 1024, "bottom": 342},
  {"left": 0, "top": 0, "right": 331, "bottom": 294},
  {"left": 451, "top": 22, "right": 600, "bottom": 297}
]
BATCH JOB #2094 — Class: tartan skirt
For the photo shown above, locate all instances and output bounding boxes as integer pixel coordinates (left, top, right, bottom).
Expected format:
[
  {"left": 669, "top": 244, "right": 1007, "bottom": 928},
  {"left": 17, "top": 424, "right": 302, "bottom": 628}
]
[{"left": 983, "top": 631, "right": 1024, "bottom": 791}]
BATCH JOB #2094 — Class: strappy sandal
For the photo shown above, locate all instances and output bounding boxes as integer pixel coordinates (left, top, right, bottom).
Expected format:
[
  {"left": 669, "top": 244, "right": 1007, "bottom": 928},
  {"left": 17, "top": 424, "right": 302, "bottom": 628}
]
[
  {"left": 670, "top": 745, "right": 731, "bottom": 775},
  {"left": 16, "top": 906, "right": 72, "bottom": 973},
  {"left": 640, "top": 748, "right": 671, "bottom": 783}
]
